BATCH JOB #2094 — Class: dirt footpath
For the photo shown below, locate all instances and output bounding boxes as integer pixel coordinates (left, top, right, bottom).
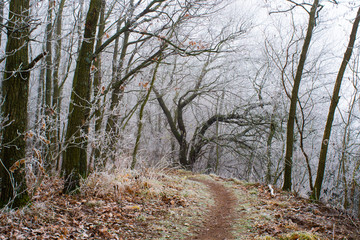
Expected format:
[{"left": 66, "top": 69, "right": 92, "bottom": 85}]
[{"left": 188, "top": 178, "right": 238, "bottom": 240}]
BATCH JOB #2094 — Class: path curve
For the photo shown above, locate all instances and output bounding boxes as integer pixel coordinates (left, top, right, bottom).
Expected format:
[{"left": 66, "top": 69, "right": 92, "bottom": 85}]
[{"left": 188, "top": 178, "right": 238, "bottom": 240}]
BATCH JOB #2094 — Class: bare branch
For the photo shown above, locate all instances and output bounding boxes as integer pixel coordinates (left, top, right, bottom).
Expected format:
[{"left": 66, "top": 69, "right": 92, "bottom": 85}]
[
  {"left": 24, "top": 52, "right": 47, "bottom": 71},
  {"left": 270, "top": 0, "right": 312, "bottom": 15}
]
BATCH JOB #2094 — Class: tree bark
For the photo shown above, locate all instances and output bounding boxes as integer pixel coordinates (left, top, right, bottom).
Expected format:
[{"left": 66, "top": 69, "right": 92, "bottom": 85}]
[
  {"left": 283, "top": 0, "right": 319, "bottom": 191},
  {"left": 45, "top": 0, "right": 54, "bottom": 171},
  {"left": 53, "top": 0, "right": 66, "bottom": 172},
  {"left": 0, "top": 0, "right": 4, "bottom": 47},
  {"left": 0, "top": 0, "right": 31, "bottom": 208},
  {"left": 311, "top": 7, "right": 360, "bottom": 200},
  {"left": 91, "top": 0, "right": 106, "bottom": 168},
  {"left": 62, "top": 0, "right": 101, "bottom": 193},
  {"left": 266, "top": 117, "right": 276, "bottom": 184},
  {"left": 104, "top": 30, "right": 130, "bottom": 147}
]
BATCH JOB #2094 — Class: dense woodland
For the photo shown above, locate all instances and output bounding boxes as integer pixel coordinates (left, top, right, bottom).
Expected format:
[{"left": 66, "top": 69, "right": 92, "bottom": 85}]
[{"left": 0, "top": 0, "right": 360, "bottom": 219}]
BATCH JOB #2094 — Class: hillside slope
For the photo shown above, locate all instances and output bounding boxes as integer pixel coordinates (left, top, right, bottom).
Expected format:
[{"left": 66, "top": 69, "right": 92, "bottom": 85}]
[{"left": 0, "top": 169, "right": 359, "bottom": 239}]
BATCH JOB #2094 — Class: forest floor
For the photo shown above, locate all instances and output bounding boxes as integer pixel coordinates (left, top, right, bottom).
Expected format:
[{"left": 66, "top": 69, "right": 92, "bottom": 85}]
[{"left": 0, "top": 168, "right": 359, "bottom": 239}]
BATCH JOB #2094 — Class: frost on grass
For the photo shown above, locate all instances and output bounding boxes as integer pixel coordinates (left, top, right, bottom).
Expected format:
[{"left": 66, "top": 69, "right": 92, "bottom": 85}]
[{"left": 0, "top": 168, "right": 198, "bottom": 239}]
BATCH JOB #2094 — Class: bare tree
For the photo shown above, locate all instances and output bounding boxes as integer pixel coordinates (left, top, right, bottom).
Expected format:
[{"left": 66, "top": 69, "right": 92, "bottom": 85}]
[
  {"left": 283, "top": 0, "right": 320, "bottom": 191},
  {"left": 152, "top": 47, "right": 267, "bottom": 170},
  {"left": 62, "top": 0, "right": 179, "bottom": 191},
  {"left": 132, "top": 57, "right": 162, "bottom": 169},
  {"left": 312, "top": 6, "right": 360, "bottom": 200}
]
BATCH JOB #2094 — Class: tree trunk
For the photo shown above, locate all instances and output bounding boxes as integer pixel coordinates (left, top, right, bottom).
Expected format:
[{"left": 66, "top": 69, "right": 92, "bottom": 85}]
[
  {"left": 97, "top": 16, "right": 124, "bottom": 168},
  {"left": 105, "top": 30, "right": 130, "bottom": 141},
  {"left": 91, "top": 0, "right": 106, "bottom": 168},
  {"left": 266, "top": 118, "right": 276, "bottom": 184},
  {"left": 45, "top": 0, "right": 54, "bottom": 171},
  {"left": 0, "top": 0, "right": 4, "bottom": 47},
  {"left": 339, "top": 82, "right": 358, "bottom": 209},
  {"left": 311, "top": 7, "right": 360, "bottom": 200},
  {"left": 283, "top": 0, "right": 319, "bottom": 191},
  {"left": 102, "top": 30, "right": 129, "bottom": 167},
  {"left": 101, "top": 1, "right": 168, "bottom": 154},
  {"left": 131, "top": 58, "right": 162, "bottom": 169},
  {"left": 295, "top": 101, "right": 314, "bottom": 191},
  {"left": 215, "top": 90, "right": 225, "bottom": 174},
  {"left": 0, "top": 0, "right": 31, "bottom": 208},
  {"left": 62, "top": 0, "right": 101, "bottom": 193},
  {"left": 35, "top": 58, "right": 46, "bottom": 163},
  {"left": 76, "top": 0, "right": 85, "bottom": 50},
  {"left": 52, "top": 0, "right": 66, "bottom": 172},
  {"left": 153, "top": 86, "right": 192, "bottom": 169},
  {"left": 153, "top": 88, "right": 185, "bottom": 164}
]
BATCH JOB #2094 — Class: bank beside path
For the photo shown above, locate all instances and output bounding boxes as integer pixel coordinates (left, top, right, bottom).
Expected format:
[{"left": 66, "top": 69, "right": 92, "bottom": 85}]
[{"left": 0, "top": 169, "right": 359, "bottom": 239}]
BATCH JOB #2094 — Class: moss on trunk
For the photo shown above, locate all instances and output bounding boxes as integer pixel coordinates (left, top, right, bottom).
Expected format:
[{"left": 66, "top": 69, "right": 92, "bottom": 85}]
[
  {"left": 62, "top": 0, "right": 102, "bottom": 193},
  {"left": 0, "top": 0, "right": 31, "bottom": 208}
]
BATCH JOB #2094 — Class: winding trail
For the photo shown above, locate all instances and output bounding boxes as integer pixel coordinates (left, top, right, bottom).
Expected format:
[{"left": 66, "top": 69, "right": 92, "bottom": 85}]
[{"left": 188, "top": 178, "right": 238, "bottom": 240}]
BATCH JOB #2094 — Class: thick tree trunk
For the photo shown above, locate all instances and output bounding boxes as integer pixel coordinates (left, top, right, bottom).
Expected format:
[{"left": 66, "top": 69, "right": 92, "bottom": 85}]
[
  {"left": 188, "top": 113, "right": 249, "bottom": 169},
  {"left": 179, "top": 139, "right": 189, "bottom": 168},
  {"left": 153, "top": 88, "right": 187, "bottom": 167},
  {"left": 177, "top": 103, "right": 190, "bottom": 169},
  {"left": 0, "top": 0, "right": 31, "bottom": 208},
  {"left": 283, "top": 0, "right": 319, "bottom": 191},
  {"left": 62, "top": 0, "right": 101, "bottom": 193},
  {"left": 311, "top": 7, "right": 360, "bottom": 200}
]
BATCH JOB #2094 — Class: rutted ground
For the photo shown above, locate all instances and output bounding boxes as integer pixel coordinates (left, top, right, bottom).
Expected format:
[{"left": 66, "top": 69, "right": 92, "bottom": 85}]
[{"left": 0, "top": 169, "right": 359, "bottom": 239}]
